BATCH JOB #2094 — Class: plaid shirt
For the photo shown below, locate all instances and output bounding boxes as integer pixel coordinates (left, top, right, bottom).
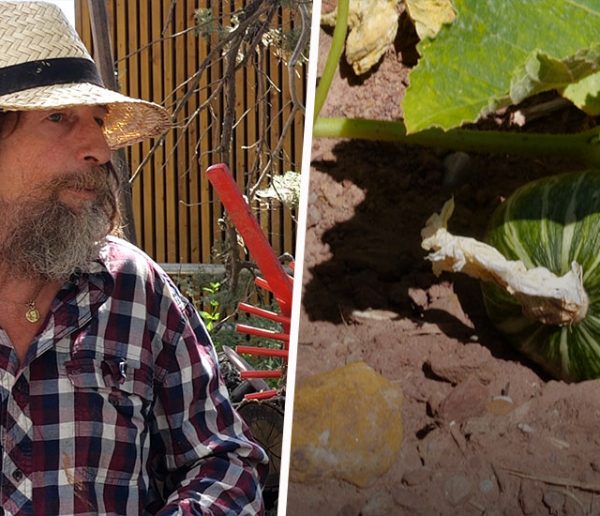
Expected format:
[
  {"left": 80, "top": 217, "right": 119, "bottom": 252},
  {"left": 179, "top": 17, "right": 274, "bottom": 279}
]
[{"left": 0, "top": 236, "right": 268, "bottom": 515}]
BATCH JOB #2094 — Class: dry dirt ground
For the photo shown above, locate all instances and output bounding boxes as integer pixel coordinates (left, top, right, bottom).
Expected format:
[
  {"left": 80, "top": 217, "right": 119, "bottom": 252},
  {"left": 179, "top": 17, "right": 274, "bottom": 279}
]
[{"left": 284, "top": 8, "right": 600, "bottom": 516}]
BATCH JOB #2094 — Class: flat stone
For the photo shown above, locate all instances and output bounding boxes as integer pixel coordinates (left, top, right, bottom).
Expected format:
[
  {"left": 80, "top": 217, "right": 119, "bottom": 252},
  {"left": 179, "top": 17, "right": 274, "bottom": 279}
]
[
  {"left": 290, "top": 361, "right": 404, "bottom": 488},
  {"left": 436, "top": 375, "right": 489, "bottom": 423},
  {"left": 428, "top": 345, "right": 490, "bottom": 384}
]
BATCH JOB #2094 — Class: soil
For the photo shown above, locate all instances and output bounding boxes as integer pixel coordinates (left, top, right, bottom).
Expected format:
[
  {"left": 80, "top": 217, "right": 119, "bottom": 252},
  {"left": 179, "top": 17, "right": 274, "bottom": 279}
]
[{"left": 285, "top": 7, "right": 600, "bottom": 516}]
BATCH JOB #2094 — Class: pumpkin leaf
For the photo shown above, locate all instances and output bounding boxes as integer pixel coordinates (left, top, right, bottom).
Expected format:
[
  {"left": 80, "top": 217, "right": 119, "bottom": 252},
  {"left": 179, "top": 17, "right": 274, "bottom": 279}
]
[
  {"left": 404, "top": 0, "right": 600, "bottom": 133},
  {"left": 563, "top": 71, "right": 600, "bottom": 115},
  {"left": 404, "top": 0, "right": 456, "bottom": 40},
  {"left": 510, "top": 46, "right": 600, "bottom": 104}
]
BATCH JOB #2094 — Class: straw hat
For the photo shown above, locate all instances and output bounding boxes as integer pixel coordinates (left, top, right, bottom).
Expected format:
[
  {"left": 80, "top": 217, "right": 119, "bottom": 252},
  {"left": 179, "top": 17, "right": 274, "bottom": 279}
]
[{"left": 0, "top": 1, "right": 171, "bottom": 148}]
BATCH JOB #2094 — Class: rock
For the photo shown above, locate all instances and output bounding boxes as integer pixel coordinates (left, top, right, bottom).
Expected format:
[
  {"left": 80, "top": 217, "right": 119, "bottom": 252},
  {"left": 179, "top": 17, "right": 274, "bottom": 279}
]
[
  {"left": 542, "top": 490, "right": 565, "bottom": 514},
  {"left": 519, "top": 481, "right": 541, "bottom": 515},
  {"left": 408, "top": 287, "right": 428, "bottom": 311},
  {"left": 361, "top": 491, "right": 396, "bottom": 515},
  {"left": 427, "top": 344, "right": 490, "bottom": 384},
  {"left": 486, "top": 395, "right": 514, "bottom": 416},
  {"left": 517, "top": 423, "right": 535, "bottom": 435},
  {"left": 417, "top": 427, "right": 458, "bottom": 466},
  {"left": 290, "top": 361, "right": 404, "bottom": 488},
  {"left": 479, "top": 478, "right": 494, "bottom": 493},
  {"left": 436, "top": 375, "right": 489, "bottom": 423},
  {"left": 443, "top": 474, "right": 472, "bottom": 506},
  {"left": 401, "top": 467, "right": 431, "bottom": 486},
  {"left": 391, "top": 487, "right": 425, "bottom": 510}
]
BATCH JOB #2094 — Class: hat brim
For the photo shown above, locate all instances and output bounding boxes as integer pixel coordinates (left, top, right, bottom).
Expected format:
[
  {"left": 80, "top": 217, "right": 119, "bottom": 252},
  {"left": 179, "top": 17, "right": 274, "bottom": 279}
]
[{"left": 0, "top": 82, "right": 171, "bottom": 149}]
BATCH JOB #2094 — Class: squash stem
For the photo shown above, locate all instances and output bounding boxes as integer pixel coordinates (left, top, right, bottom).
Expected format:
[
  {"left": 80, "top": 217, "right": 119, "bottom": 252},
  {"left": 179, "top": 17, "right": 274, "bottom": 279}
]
[
  {"left": 314, "top": 117, "right": 600, "bottom": 166},
  {"left": 313, "top": 0, "right": 349, "bottom": 123}
]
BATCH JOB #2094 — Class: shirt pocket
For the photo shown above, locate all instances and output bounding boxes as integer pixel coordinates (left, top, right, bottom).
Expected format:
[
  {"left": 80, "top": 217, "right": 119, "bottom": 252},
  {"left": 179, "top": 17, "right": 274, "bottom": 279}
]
[{"left": 64, "top": 356, "right": 155, "bottom": 485}]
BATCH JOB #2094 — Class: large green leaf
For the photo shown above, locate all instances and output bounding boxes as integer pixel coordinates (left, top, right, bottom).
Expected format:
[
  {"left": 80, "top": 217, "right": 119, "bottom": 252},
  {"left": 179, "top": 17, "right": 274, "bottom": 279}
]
[{"left": 403, "top": 0, "right": 600, "bottom": 134}]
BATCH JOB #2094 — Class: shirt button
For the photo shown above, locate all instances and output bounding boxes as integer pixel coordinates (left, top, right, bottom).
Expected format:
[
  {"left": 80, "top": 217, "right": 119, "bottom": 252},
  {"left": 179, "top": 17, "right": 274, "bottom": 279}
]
[{"left": 12, "top": 469, "right": 23, "bottom": 481}]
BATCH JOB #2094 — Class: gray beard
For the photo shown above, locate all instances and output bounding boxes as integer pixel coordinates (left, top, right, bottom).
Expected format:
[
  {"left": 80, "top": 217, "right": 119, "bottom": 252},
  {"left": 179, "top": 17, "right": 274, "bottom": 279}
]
[{"left": 0, "top": 171, "right": 116, "bottom": 281}]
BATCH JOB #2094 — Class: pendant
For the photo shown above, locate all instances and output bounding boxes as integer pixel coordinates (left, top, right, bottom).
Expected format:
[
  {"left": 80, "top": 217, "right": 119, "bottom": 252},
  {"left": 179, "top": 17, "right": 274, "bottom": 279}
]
[{"left": 25, "top": 303, "right": 40, "bottom": 323}]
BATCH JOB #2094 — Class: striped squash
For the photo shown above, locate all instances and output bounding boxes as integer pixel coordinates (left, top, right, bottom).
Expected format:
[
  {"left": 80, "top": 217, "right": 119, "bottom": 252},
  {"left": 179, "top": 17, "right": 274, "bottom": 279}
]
[{"left": 482, "top": 169, "right": 600, "bottom": 382}]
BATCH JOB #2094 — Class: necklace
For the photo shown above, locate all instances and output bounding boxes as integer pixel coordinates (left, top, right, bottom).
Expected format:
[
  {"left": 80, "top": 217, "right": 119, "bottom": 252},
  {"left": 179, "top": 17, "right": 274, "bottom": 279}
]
[
  {"left": 25, "top": 300, "right": 41, "bottom": 323},
  {"left": 24, "top": 283, "right": 45, "bottom": 323},
  {"left": 0, "top": 282, "right": 45, "bottom": 324}
]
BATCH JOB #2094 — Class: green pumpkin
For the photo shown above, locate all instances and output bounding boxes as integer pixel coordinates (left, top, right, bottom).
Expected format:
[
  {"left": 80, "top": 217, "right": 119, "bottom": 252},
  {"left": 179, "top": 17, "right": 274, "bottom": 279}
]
[{"left": 482, "top": 169, "right": 600, "bottom": 382}]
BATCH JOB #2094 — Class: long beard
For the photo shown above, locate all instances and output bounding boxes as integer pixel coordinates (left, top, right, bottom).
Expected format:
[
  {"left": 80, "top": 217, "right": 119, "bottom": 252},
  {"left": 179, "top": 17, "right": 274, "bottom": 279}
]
[{"left": 0, "top": 167, "right": 119, "bottom": 281}]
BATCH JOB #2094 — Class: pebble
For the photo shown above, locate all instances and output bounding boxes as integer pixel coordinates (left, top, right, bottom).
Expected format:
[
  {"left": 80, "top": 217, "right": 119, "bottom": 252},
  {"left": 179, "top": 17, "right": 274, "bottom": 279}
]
[
  {"left": 401, "top": 467, "right": 431, "bottom": 486},
  {"left": 479, "top": 478, "right": 495, "bottom": 494},
  {"left": 519, "top": 482, "right": 540, "bottom": 515},
  {"left": 361, "top": 492, "right": 396, "bottom": 516},
  {"left": 486, "top": 395, "right": 514, "bottom": 416},
  {"left": 444, "top": 474, "right": 472, "bottom": 506},
  {"left": 543, "top": 490, "right": 565, "bottom": 513},
  {"left": 443, "top": 152, "right": 472, "bottom": 187},
  {"left": 436, "top": 375, "right": 489, "bottom": 423},
  {"left": 517, "top": 423, "right": 535, "bottom": 434}
]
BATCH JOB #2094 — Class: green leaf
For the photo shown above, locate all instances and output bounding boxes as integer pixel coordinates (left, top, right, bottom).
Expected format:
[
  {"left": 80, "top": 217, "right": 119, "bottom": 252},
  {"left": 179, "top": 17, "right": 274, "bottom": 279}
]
[
  {"left": 510, "top": 46, "right": 600, "bottom": 104},
  {"left": 564, "top": 70, "right": 600, "bottom": 115},
  {"left": 404, "top": 0, "right": 600, "bottom": 133}
]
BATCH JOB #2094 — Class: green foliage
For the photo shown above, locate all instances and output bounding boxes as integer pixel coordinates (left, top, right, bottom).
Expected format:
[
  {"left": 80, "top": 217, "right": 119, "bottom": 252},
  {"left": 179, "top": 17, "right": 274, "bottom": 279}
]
[
  {"left": 403, "top": 0, "right": 600, "bottom": 133},
  {"left": 313, "top": 0, "right": 600, "bottom": 167},
  {"left": 171, "top": 270, "right": 286, "bottom": 386},
  {"left": 197, "top": 281, "right": 222, "bottom": 332}
]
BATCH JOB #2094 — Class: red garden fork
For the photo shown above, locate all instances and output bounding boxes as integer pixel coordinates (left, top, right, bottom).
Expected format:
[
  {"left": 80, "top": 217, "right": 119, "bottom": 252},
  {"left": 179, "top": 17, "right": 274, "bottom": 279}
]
[{"left": 205, "top": 163, "right": 293, "bottom": 400}]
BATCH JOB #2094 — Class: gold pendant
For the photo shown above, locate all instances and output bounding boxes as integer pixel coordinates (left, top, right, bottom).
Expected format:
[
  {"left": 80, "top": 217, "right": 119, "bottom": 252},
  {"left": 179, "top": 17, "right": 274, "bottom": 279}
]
[{"left": 25, "top": 303, "right": 40, "bottom": 323}]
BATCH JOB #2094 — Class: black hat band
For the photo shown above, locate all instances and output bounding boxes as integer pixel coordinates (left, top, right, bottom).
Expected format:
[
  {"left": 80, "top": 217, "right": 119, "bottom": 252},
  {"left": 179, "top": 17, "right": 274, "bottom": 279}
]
[{"left": 0, "top": 57, "right": 104, "bottom": 96}]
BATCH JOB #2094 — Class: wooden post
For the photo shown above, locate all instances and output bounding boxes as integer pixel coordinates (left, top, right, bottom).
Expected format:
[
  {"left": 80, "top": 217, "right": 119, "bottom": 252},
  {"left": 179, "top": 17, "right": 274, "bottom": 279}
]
[{"left": 87, "top": 0, "right": 137, "bottom": 244}]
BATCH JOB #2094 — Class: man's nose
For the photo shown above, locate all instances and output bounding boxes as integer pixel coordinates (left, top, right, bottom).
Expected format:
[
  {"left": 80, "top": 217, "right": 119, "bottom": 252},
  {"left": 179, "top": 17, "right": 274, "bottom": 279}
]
[{"left": 76, "top": 117, "right": 111, "bottom": 166}]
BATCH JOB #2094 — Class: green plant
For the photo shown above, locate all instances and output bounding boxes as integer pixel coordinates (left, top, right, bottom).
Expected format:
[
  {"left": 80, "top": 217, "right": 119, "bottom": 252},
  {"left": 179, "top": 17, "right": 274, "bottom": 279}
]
[
  {"left": 316, "top": 0, "right": 600, "bottom": 381},
  {"left": 198, "top": 281, "right": 222, "bottom": 332},
  {"left": 172, "top": 270, "right": 286, "bottom": 384},
  {"left": 314, "top": 0, "right": 600, "bottom": 165}
]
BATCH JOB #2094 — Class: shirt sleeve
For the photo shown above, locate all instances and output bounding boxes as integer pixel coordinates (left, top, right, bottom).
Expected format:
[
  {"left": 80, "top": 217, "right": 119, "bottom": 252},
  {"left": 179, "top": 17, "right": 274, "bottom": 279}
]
[{"left": 148, "top": 297, "right": 269, "bottom": 515}]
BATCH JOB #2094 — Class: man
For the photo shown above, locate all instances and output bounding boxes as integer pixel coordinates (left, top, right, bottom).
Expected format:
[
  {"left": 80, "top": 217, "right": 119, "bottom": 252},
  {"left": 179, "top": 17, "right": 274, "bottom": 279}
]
[{"left": 0, "top": 1, "right": 268, "bottom": 514}]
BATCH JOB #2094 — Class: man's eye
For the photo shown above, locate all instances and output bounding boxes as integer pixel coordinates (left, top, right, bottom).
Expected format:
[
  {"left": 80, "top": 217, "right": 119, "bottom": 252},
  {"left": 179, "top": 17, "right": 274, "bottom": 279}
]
[{"left": 47, "top": 113, "right": 64, "bottom": 123}]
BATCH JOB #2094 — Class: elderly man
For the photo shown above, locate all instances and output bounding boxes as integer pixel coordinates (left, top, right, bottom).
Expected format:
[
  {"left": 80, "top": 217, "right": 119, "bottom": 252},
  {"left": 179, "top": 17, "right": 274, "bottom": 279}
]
[{"left": 0, "top": 1, "right": 267, "bottom": 514}]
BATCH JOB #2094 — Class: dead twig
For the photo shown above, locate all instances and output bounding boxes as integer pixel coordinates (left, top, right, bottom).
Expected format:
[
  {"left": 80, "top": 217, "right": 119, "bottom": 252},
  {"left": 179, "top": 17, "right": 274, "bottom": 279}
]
[{"left": 503, "top": 467, "right": 600, "bottom": 493}]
